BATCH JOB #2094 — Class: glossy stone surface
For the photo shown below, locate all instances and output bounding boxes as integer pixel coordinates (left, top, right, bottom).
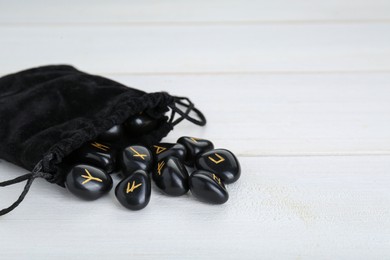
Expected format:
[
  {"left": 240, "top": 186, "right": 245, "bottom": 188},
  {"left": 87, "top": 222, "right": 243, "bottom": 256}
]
[
  {"left": 65, "top": 164, "right": 113, "bottom": 201},
  {"left": 177, "top": 136, "right": 214, "bottom": 165},
  {"left": 189, "top": 170, "right": 228, "bottom": 204},
  {"left": 97, "top": 124, "right": 124, "bottom": 142},
  {"left": 152, "top": 157, "right": 189, "bottom": 196},
  {"left": 123, "top": 113, "right": 158, "bottom": 135},
  {"left": 115, "top": 170, "right": 151, "bottom": 210},
  {"left": 195, "top": 149, "right": 241, "bottom": 184},
  {"left": 151, "top": 143, "right": 187, "bottom": 162},
  {"left": 120, "top": 145, "right": 154, "bottom": 176},
  {"left": 67, "top": 141, "right": 117, "bottom": 173}
]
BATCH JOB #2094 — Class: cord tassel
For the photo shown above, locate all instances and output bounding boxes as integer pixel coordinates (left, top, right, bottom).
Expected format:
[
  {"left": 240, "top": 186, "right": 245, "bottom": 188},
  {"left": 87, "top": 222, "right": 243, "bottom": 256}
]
[
  {"left": 0, "top": 160, "right": 51, "bottom": 216},
  {"left": 0, "top": 96, "right": 206, "bottom": 216}
]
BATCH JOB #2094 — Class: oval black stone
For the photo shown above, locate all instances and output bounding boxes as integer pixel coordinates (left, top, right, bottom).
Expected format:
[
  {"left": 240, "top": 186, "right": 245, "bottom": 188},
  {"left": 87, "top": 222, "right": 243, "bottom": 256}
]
[
  {"left": 123, "top": 113, "right": 158, "bottom": 135},
  {"left": 195, "top": 149, "right": 240, "bottom": 184},
  {"left": 189, "top": 170, "right": 228, "bottom": 204},
  {"left": 97, "top": 124, "right": 124, "bottom": 143},
  {"left": 120, "top": 145, "right": 154, "bottom": 176},
  {"left": 177, "top": 136, "right": 214, "bottom": 165},
  {"left": 151, "top": 143, "right": 186, "bottom": 162},
  {"left": 152, "top": 157, "right": 189, "bottom": 196},
  {"left": 115, "top": 170, "right": 151, "bottom": 210},
  {"left": 65, "top": 141, "right": 117, "bottom": 173},
  {"left": 65, "top": 164, "right": 113, "bottom": 200}
]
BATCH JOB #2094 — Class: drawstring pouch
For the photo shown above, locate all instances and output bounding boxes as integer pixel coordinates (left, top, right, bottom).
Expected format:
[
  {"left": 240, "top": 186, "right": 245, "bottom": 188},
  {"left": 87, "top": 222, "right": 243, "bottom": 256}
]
[{"left": 0, "top": 65, "right": 206, "bottom": 215}]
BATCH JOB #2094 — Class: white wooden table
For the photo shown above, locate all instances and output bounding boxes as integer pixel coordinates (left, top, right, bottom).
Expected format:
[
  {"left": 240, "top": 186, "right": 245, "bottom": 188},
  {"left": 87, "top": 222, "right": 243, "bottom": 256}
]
[{"left": 1, "top": 1, "right": 390, "bottom": 259}]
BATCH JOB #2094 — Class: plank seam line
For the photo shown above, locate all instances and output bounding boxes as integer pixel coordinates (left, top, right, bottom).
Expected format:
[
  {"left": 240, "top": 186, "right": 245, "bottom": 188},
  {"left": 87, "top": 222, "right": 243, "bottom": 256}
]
[
  {"left": 3, "top": 70, "right": 389, "bottom": 77},
  {"left": 0, "top": 19, "right": 390, "bottom": 27},
  {"left": 98, "top": 70, "right": 390, "bottom": 76}
]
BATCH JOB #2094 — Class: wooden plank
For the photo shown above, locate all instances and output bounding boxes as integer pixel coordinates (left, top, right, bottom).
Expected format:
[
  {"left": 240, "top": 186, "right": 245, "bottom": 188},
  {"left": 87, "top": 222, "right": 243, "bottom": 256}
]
[
  {"left": 105, "top": 73, "right": 390, "bottom": 156},
  {"left": 0, "top": 0, "right": 389, "bottom": 24},
  {"left": 0, "top": 24, "right": 389, "bottom": 75},
  {"left": 0, "top": 70, "right": 388, "bottom": 156},
  {"left": 1, "top": 156, "right": 389, "bottom": 258}
]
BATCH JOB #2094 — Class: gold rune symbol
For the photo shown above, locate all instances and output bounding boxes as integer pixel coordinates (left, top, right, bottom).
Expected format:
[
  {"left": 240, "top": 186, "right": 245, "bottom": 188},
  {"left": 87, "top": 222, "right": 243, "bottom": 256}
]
[
  {"left": 190, "top": 137, "right": 200, "bottom": 143},
  {"left": 91, "top": 142, "right": 110, "bottom": 152},
  {"left": 153, "top": 145, "right": 167, "bottom": 155},
  {"left": 157, "top": 161, "right": 165, "bottom": 175},
  {"left": 126, "top": 181, "right": 142, "bottom": 193},
  {"left": 208, "top": 153, "right": 225, "bottom": 164},
  {"left": 81, "top": 169, "right": 103, "bottom": 185},
  {"left": 212, "top": 174, "right": 222, "bottom": 185},
  {"left": 129, "top": 147, "right": 147, "bottom": 160}
]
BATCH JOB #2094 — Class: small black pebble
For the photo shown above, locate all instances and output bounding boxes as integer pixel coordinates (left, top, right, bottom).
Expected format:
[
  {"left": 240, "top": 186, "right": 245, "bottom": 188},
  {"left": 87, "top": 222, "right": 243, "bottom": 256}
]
[
  {"left": 177, "top": 136, "right": 214, "bottom": 165},
  {"left": 115, "top": 170, "right": 151, "bottom": 210},
  {"left": 97, "top": 125, "right": 124, "bottom": 143},
  {"left": 123, "top": 113, "right": 158, "bottom": 135},
  {"left": 120, "top": 145, "right": 154, "bottom": 176},
  {"left": 196, "top": 148, "right": 240, "bottom": 184},
  {"left": 65, "top": 164, "right": 113, "bottom": 201},
  {"left": 189, "top": 170, "right": 228, "bottom": 204},
  {"left": 66, "top": 141, "right": 117, "bottom": 173},
  {"left": 152, "top": 157, "right": 189, "bottom": 196},
  {"left": 152, "top": 143, "right": 186, "bottom": 162}
]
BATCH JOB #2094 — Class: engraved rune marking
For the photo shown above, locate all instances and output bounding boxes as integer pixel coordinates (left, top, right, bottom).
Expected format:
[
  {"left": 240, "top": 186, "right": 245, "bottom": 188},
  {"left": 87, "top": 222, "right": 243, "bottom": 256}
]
[
  {"left": 208, "top": 153, "right": 225, "bottom": 164},
  {"left": 213, "top": 174, "right": 222, "bottom": 185},
  {"left": 126, "top": 181, "right": 142, "bottom": 193},
  {"left": 157, "top": 161, "right": 165, "bottom": 175},
  {"left": 81, "top": 169, "right": 103, "bottom": 185},
  {"left": 91, "top": 142, "right": 110, "bottom": 152},
  {"left": 129, "top": 147, "right": 147, "bottom": 160},
  {"left": 153, "top": 145, "right": 167, "bottom": 155},
  {"left": 190, "top": 137, "right": 200, "bottom": 143}
]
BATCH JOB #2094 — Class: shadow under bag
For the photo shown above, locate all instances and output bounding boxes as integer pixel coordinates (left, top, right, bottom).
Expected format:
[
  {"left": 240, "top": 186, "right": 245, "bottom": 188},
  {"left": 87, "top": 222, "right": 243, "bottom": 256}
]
[{"left": 0, "top": 65, "right": 206, "bottom": 215}]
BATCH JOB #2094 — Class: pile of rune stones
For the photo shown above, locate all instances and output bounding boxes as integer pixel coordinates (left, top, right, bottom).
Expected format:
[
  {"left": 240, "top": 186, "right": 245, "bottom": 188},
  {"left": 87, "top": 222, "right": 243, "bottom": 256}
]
[{"left": 61, "top": 112, "right": 241, "bottom": 210}]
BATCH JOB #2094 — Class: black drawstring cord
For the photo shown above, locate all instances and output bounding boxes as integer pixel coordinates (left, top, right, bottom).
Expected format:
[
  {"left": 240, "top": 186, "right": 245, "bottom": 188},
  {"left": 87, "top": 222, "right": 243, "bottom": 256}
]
[
  {"left": 0, "top": 160, "right": 52, "bottom": 216},
  {"left": 0, "top": 96, "right": 206, "bottom": 216},
  {"left": 168, "top": 96, "right": 206, "bottom": 127}
]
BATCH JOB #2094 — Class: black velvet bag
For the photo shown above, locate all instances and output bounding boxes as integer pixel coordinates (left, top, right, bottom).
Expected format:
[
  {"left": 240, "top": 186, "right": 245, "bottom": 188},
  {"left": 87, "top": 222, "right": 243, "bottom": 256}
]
[{"left": 0, "top": 65, "right": 206, "bottom": 215}]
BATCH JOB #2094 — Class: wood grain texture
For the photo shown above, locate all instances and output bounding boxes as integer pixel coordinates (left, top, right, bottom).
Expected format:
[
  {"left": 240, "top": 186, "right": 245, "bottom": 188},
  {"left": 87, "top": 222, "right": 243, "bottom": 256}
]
[
  {"left": 1, "top": 0, "right": 389, "bottom": 259},
  {"left": 105, "top": 73, "right": 390, "bottom": 156},
  {"left": 1, "top": 0, "right": 389, "bottom": 24},
  {"left": 1, "top": 156, "right": 389, "bottom": 259},
  {"left": 0, "top": 23, "right": 389, "bottom": 75}
]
